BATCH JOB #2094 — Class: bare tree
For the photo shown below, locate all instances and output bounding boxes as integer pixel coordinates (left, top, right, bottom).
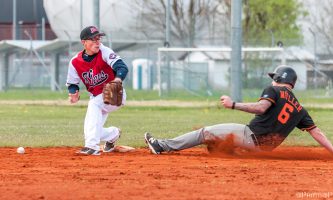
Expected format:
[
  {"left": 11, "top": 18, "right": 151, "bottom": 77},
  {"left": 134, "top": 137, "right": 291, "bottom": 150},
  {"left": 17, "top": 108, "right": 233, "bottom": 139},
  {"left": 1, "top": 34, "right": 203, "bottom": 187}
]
[
  {"left": 133, "top": 0, "right": 231, "bottom": 47},
  {"left": 304, "top": 0, "right": 333, "bottom": 55}
]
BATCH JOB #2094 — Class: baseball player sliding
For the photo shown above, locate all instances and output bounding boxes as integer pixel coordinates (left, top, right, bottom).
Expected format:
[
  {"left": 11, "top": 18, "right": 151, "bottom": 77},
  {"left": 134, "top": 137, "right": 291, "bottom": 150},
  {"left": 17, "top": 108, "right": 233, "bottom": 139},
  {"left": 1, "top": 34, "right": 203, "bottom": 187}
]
[
  {"left": 66, "top": 26, "right": 128, "bottom": 155},
  {"left": 145, "top": 65, "right": 333, "bottom": 156}
]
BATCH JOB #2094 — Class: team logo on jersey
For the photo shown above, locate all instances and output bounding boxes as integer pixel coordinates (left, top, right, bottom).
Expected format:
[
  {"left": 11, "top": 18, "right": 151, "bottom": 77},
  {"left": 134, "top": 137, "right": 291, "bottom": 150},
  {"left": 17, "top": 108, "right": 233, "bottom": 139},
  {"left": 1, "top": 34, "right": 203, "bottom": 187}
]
[
  {"left": 109, "top": 53, "right": 117, "bottom": 59},
  {"left": 82, "top": 69, "right": 108, "bottom": 86}
]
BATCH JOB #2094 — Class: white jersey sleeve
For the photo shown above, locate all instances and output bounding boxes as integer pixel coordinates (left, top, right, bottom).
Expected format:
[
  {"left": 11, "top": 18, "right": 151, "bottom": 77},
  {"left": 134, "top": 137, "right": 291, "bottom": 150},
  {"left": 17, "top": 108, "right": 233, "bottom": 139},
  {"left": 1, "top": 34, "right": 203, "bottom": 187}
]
[
  {"left": 100, "top": 43, "right": 121, "bottom": 68},
  {"left": 66, "top": 56, "right": 81, "bottom": 86}
]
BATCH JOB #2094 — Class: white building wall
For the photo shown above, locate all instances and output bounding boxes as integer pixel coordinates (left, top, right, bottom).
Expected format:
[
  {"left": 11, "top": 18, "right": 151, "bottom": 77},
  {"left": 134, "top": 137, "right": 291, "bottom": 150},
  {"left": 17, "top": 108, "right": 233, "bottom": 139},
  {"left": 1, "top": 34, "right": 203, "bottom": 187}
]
[
  {"left": 208, "top": 60, "right": 229, "bottom": 89},
  {"left": 288, "top": 61, "right": 307, "bottom": 90}
]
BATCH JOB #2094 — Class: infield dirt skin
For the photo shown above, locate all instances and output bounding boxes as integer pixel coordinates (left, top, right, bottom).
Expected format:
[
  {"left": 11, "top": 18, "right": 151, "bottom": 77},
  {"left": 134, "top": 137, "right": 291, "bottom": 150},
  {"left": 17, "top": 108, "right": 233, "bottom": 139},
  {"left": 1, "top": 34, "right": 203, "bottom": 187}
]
[{"left": 0, "top": 147, "right": 332, "bottom": 200}]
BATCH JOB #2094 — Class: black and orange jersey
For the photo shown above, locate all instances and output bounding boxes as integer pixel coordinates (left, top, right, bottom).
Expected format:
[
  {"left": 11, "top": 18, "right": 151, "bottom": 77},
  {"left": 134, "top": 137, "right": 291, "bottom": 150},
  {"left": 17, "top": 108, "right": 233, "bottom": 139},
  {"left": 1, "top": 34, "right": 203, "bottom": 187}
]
[{"left": 248, "top": 86, "right": 316, "bottom": 139}]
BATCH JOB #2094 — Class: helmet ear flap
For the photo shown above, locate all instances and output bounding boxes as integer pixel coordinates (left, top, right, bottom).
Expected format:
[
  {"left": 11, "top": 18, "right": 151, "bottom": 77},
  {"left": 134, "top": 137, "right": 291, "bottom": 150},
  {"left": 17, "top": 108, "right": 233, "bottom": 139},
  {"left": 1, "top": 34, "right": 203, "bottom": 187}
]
[{"left": 273, "top": 74, "right": 281, "bottom": 82}]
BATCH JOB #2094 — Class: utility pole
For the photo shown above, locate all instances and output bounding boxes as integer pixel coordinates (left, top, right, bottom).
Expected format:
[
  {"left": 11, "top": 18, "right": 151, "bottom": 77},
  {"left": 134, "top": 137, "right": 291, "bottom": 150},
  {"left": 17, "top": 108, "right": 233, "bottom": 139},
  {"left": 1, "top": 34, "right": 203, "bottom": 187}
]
[
  {"left": 12, "top": 0, "right": 17, "bottom": 39},
  {"left": 165, "top": 0, "right": 171, "bottom": 94},
  {"left": 80, "top": 0, "right": 83, "bottom": 30},
  {"left": 268, "top": 29, "right": 275, "bottom": 67},
  {"left": 93, "top": 0, "right": 100, "bottom": 28},
  {"left": 165, "top": 0, "right": 170, "bottom": 47},
  {"left": 309, "top": 28, "right": 318, "bottom": 90},
  {"left": 230, "top": 0, "right": 243, "bottom": 102}
]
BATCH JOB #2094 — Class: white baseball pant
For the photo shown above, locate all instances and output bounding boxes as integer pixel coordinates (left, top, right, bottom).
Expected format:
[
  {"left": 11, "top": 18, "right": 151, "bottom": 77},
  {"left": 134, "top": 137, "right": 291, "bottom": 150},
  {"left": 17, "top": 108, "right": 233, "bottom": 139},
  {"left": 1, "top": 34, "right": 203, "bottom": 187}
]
[{"left": 84, "top": 89, "right": 126, "bottom": 151}]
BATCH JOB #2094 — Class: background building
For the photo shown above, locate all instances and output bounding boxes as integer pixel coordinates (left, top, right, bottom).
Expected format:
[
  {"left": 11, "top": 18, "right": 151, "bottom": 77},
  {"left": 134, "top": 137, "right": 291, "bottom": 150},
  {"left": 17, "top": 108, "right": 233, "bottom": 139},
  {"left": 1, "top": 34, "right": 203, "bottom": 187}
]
[{"left": 0, "top": 0, "right": 56, "bottom": 40}]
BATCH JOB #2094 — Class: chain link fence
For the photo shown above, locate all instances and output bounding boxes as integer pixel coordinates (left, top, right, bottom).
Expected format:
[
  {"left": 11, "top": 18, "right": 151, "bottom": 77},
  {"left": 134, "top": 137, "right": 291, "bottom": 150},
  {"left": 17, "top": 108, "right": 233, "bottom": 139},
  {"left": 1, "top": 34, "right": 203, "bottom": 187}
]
[{"left": 1, "top": 41, "right": 333, "bottom": 99}]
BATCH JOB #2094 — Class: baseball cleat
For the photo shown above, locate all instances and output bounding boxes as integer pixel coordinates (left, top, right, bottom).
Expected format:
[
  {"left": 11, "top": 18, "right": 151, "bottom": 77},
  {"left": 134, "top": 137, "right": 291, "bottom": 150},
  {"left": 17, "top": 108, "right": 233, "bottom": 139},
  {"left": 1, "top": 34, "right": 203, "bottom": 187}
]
[
  {"left": 144, "top": 132, "right": 163, "bottom": 154},
  {"left": 77, "top": 147, "right": 101, "bottom": 156},
  {"left": 103, "top": 129, "right": 121, "bottom": 153},
  {"left": 103, "top": 141, "right": 116, "bottom": 152}
]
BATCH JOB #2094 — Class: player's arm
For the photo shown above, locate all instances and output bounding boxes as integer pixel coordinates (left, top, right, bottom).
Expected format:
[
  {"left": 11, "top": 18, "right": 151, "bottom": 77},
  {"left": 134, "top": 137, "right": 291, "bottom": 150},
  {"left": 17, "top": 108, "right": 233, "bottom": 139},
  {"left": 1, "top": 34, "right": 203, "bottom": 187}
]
[
  {"left": 112, "top": 59, "right": 128, "bottom": 82},
  {"left": 68, "top": 84, "right": 80, "bottom": 104},
  {"left": 220, "top": 95, "right": 272, "bottom": 115},
  {"left": 100, "top": 44, "right": 128, "bottom": 82},
  {"left": 66, "top": 61, "right": 81, "bottom": 104},
  {"left": 308, "top": 127, "right": 333, "bottom": 155}
]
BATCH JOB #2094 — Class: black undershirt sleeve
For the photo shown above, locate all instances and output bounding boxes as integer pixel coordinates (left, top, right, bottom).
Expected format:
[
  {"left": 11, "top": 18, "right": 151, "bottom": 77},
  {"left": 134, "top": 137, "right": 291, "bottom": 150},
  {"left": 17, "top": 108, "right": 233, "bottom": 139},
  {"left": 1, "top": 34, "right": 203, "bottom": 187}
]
[
  {"left": 68, "top": 84, "right": 79, "bottom": 94},
  {"left": 112, "top": 59, "right": 128, "bottom": 81}
]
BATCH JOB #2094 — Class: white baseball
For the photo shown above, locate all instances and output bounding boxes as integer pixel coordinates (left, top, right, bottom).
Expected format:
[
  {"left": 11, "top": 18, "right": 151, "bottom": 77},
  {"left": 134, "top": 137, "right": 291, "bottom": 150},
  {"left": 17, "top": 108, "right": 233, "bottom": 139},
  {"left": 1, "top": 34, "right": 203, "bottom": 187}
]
[{"left": 17, "top": 147, "right": 25, "bottom": 154}]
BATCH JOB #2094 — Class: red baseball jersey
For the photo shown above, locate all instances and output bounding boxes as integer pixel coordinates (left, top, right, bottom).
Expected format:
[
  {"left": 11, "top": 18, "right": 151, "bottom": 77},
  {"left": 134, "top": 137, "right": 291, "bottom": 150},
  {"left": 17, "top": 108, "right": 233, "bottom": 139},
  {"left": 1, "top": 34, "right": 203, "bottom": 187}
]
[{"left": 66, "top": 43, "right": 121, "bottom": 96}]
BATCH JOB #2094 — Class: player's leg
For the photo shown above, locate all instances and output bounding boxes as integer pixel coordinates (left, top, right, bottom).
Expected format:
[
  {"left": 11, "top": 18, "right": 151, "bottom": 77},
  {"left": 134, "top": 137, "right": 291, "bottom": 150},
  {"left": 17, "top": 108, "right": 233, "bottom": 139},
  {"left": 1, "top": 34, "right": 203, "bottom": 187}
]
[
  {"left": 145, "top": 127, "right": 206, "bottom": 153},
  {"left": 202, "top": 123, "right": 257, "bottom": 151},
  {"left": 99, "top": 88, "right": 125, "bottom": 139},
  {"left": 146, "top": 123, "right": 257, "bottom": 154},
  {"left": 100, "top": 126, "right": 121, "bottom": 141},
  {"left": 82, "top": 96, "right": 104, "bottom": 153},
  {"left": 99, "top": 113, "right": 120, "bottom": 141},
  {"left": 99, "top": 90, "right": 126, "bottom": 152},
  {"left": 100, "top": 125, "right": 121, "bottom": 152},
  {"left": 100, "top": 89, "right": 126, "bottom": 135},
  {"left": 102, "top": 88, "right": 127, "bottom": 113}
]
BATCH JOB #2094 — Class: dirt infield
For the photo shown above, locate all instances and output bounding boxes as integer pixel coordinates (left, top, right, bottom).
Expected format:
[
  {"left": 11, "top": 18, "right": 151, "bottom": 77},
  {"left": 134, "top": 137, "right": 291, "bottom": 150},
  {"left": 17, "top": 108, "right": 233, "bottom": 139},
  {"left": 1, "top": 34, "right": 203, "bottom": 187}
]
[{"left": 0, "top": 147, "right": 332, "bottom": 200}]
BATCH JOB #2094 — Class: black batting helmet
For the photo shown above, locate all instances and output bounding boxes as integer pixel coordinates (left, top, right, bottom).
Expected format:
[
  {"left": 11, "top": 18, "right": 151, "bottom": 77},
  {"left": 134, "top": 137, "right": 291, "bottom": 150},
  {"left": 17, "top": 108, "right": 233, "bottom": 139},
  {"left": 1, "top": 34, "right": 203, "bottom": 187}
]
[{"left": 268, "top": 65, "right": 297, "bottom": 88}]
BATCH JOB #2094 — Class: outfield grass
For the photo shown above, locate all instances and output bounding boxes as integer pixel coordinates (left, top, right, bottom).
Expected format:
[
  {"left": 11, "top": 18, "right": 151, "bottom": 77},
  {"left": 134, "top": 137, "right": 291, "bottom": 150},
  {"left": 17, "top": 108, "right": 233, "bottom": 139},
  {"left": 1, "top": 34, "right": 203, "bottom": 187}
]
[
  {"left": 0, "top": 88, "right": 332, "bottom": 148},
  {"left": 0, "top": 87, "right": 332, "bottom": 103},
  {"left": 0, "top": 104, "right": 332, "bottom": 148}
]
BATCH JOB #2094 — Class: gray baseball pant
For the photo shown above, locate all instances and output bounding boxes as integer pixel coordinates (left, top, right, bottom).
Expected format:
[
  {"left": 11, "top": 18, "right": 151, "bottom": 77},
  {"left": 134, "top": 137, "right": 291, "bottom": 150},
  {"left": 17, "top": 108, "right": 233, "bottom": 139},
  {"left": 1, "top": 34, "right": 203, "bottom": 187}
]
[{"left": 157, "top": 123, "right": 259, "bottom": 152}]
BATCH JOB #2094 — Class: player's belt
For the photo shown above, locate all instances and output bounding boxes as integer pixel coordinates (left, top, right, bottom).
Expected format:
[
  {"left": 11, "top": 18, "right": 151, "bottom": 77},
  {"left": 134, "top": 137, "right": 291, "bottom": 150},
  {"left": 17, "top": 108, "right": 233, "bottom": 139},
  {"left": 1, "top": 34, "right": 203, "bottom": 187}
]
[{"left": 250, "top": 134, "right": 259, "bottom": 146}]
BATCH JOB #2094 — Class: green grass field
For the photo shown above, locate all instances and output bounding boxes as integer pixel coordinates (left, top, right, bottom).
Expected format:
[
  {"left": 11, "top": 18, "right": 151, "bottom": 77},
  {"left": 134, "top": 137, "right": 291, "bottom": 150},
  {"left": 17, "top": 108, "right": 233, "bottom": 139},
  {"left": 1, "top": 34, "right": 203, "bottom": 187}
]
[
  {"left": 1, "top": 87, "right": 332, "bottom": 103},
  {"left": 0, "top": 88, "right": 332, "bottom": 148},
  {"left": 0, "top": 103, "right": 332, "bottom": 148}
]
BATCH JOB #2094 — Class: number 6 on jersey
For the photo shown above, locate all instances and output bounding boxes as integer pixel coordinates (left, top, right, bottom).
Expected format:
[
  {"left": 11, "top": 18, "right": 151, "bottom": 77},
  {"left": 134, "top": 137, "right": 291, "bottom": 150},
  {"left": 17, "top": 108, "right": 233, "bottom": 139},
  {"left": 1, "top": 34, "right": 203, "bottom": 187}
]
[{"left": 278, "top": 103, "right": 294, "bottom": 124}]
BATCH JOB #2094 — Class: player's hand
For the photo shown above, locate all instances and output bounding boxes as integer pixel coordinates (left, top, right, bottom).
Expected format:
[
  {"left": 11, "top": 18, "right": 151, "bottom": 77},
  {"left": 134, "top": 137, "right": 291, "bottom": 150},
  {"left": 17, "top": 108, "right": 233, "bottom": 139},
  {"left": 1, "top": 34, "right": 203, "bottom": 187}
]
[
  {"left": 113, "top": 77, "right": 122, "bottom": 83},
  {"left": 69, "top": 90, "right": 80, "bottom": 104},
  {"left": 220, "top": 95, "right": 233, "bottom": 109}
]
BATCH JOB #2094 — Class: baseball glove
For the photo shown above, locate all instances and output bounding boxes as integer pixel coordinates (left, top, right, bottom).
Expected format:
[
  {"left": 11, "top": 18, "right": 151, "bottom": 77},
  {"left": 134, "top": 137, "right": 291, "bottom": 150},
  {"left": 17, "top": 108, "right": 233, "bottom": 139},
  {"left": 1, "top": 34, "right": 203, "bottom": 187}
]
[{"left": 103, "top": 81, "right": 123, "bottom": 106}]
